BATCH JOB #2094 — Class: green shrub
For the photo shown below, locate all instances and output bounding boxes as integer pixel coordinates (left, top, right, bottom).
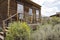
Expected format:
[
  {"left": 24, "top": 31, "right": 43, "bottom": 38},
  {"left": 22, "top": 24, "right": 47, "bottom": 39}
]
[
  {"left": 30, "top": 17, "right": 60, "bottom": 40},
  {"left": 50, "top": 17, "right": 60, "bottom": 25},
  {"left": 41, "top": 17, "right": 60, "bottom": 25},
  {"left": 5, "top": 21, "right": 31, "bottom": 40},
  {"left": 52, "top": 17, "right": 60, "bottom": 22}
]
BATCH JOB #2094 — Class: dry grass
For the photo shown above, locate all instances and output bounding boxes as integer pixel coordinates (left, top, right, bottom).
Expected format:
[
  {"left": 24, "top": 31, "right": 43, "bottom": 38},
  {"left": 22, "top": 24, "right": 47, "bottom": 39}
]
[
  {"left": 31, "top": 24, "right": 60, "bottom": 40},
  {"left": 31, "top": 17, "right": 60, "bottom": 40}
]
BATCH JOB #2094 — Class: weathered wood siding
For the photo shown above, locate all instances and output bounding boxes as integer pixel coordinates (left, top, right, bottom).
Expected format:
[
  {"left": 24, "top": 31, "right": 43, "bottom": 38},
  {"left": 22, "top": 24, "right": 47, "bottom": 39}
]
[
  {"left": 0, "top": 0, "right": 8, "bottom": 26},
  {"left": 0, "top": 0, "right": 8, "bottom": 20},
  {"left": 0, "top": 0, "right": 41, "bottom": 26},
  {"left": 9, "top": 0, "right": 17, "bottom": 16}
]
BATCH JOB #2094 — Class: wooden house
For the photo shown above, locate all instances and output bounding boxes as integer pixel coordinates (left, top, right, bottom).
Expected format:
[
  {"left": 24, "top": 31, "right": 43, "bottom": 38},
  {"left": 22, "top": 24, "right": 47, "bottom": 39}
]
[
  {"left": 0, "top": 0, "right": 41, "bottom": 29},
  {"left": 50, "top": 12, "right": 60, "bottom": 17}
]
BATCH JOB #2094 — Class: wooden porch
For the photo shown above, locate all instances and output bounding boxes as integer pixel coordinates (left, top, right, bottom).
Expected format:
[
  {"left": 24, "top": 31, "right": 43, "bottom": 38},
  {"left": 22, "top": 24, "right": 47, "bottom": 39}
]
[
  {"left": 0, "top": 0, "right": 41, "bottom": 26},
  {"left": 0, "top": 0, "right": 41, "bottom": 39}
]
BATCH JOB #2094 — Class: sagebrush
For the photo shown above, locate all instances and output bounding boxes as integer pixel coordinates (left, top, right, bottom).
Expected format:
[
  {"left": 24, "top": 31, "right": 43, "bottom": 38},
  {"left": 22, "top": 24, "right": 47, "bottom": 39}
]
[{"left": 5, "top": 21, "right": 31, "bottom": 40}]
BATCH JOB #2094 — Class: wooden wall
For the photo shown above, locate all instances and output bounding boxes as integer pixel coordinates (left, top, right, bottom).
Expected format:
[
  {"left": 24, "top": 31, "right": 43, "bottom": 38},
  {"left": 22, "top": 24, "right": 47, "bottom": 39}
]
[
  {"left": 0, "top": 0, "right": 8, "bottom": 20},
  {"left": 0, "top": 0, "right": 41, "bottom": 25},
  {"left": 9, "top": 0, "right": 17, "bottom": 16},
  {"left": 0, "top": 0, "right": 8, "bottom": 26}
]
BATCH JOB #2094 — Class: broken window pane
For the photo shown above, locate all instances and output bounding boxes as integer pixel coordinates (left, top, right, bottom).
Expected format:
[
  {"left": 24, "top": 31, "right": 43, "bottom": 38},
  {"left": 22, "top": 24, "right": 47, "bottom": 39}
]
[
  {"left": 17, "top": 4, "right": 24, "bottom": 19},
  {"left": 29, "top": 8, "right": 33, "bottom": 15}
]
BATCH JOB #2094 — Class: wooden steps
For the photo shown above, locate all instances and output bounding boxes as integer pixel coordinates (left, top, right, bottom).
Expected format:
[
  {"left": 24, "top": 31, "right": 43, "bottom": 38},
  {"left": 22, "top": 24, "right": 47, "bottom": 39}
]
[
  {"left": 0, "top": 32, "right": 4, "bottom": 40},
  {"left": 0, "top": 27, "right": 9, "bottom": 40}
]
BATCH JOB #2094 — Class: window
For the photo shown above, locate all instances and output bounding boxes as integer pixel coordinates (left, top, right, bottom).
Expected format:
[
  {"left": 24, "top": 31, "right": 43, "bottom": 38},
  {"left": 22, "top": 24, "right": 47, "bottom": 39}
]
[
  {"left": 17, "top": 4, "right": 24, "bottom": 19},
  {"left": 17, "top": 4, "right": 24, "bottom": 13},
  {"left": 36, "top": 10, "right": 39, "bottom": 18},
  {"left": 29, "top": 8, "right": 33, "bottom": 15}
]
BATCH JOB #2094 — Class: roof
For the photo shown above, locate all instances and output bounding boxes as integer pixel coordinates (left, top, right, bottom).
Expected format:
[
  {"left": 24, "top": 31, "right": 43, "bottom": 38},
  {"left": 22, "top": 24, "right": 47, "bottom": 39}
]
[
  {"left": 50, "top": 14, "right": 60, "bottom": 17},
  {"left": 25, "top": 0, "right": 41, "bottom": 8},
  {"left": 17, "top": 0, "right": 41, "bottom": 8},
  {"left": 50, "top": 12, "right": 60, "bottom": 17}
]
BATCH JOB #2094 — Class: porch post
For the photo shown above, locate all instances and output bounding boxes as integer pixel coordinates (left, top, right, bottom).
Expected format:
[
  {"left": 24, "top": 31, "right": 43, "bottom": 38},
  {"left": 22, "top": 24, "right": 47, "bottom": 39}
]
[
  {"left": 39, "top": 8, "right": 41, "bottom": 23},
  {"left": 26, "top": 7, "right": 29, "bottom": 23},
  {"left": 8, "top": 0, "right": 10, "bottom": 17},
  {"left": 32, "top": 9, "right": 36, "bottom": 23},
  {"left": 8, "top": 0, "right": 12, "bottom": 23},
  {"left": 16, "top": 3, "right": 19, "bottom": 21},
  {"left": 31, "top": 15, "right": 33, "bottom": 23},
  {"left": 16, "top": 13, "right": 19, "bottom": 21},
  {"left": 23, "top": 5, "right": 26, "bottom": 22},
  {"left": 24, "top": 5, "right": 29, "bottom": 23},
  {"left": 35, "top": 10, "right": 37, "bottom": 22}
]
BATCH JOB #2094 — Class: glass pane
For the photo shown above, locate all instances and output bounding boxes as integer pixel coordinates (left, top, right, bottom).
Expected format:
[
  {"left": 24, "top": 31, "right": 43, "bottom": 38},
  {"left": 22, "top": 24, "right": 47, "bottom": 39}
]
[
  {"left": 29, "top": 8, "right": 33, "bottom": 15},
  {"left": 18, "top": 13, "right": 23, "bottom": 19},
  {"left": 36, "top": 10, "right": 39, "bottom": 18},
  {"left": 17, "top": 4, "right": 24, "bottom": 13},
  {"left": 17, "top": 4, "right": 24, "bottom": 19}
]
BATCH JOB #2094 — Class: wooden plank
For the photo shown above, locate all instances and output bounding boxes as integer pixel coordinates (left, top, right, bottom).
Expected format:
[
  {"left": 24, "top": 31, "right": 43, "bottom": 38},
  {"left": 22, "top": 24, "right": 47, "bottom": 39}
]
[
  {"left": 3, "top": 13, "right": 17, "bottom": 22},
  {"left": 39, "top": 8, "right": 41, "bottom": 23},
  {"left": 8, "top": 0, "right": 10, "bottom": 17},
  {"left": 32, "top": 9, "right": 36, "bottom": 23}
]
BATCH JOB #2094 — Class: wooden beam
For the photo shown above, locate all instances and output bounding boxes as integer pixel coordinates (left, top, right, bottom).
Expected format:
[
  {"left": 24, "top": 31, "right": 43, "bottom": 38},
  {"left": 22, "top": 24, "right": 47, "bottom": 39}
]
[
  {"left": 32, "top": 8, "right": 36, "bottom": 23},
  {"left": 16, "top": 13, "right": 19, "bottom": 21},
  {"left": 31, "top": 15, "right": 33, "bottom": 23},
  {"left": 24, "top": 5, "right": 29, "bottom": 22},
  {"left": 34, "top": 9, "right": 36, "bottom": 23},
  {"left": 23, "top": 4, "right": 26, "bottom": 22},
  {"left": 16, "top": 4, "right": 19, "bottom": 21},
  {"left": 8, "top": 0, "right": 10, "bottom": 17},
  {"left": 3, "top": 13, "right": 17, "bottom": 22},
  {"left": 39, "top": 8, "right": 41, "bottom": 23}
]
